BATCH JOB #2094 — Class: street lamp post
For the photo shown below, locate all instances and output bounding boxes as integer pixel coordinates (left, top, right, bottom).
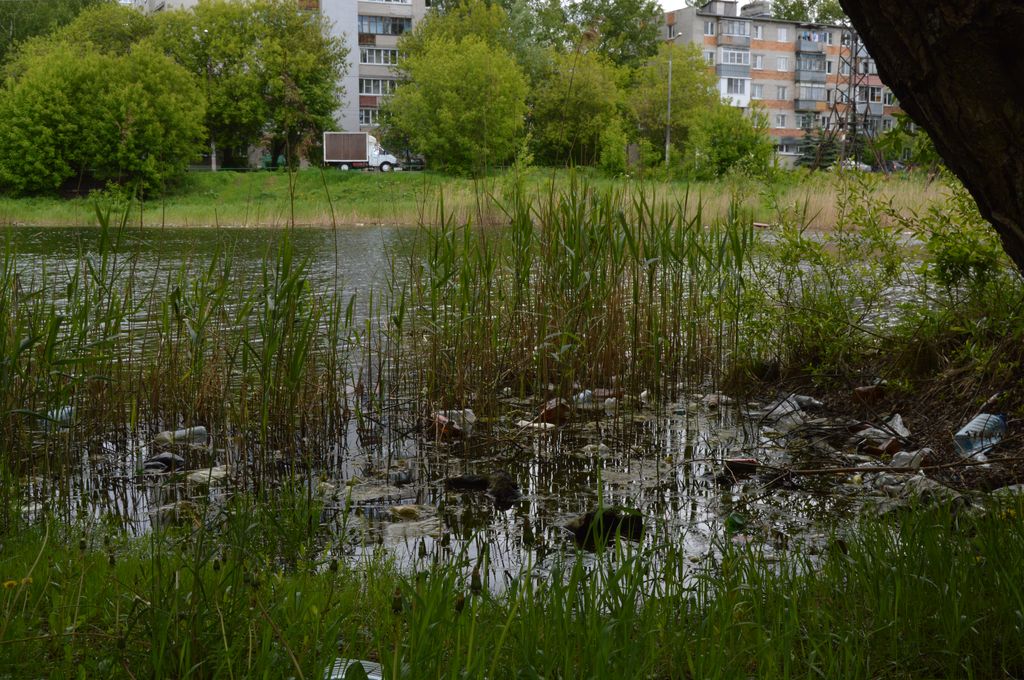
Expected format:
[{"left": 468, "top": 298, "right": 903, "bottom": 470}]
[{"left": 665, "top": 48, "right": 672, "bottom": 169}]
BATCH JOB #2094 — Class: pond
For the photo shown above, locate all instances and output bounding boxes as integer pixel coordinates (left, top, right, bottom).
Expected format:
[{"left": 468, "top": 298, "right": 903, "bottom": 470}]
[{"left": 5, "top": 224, "right": 870, "bottom": 588}]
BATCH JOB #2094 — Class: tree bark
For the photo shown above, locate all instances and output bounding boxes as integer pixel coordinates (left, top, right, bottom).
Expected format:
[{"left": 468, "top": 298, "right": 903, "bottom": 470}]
[{"left": 839, "top": 0, "right": 1024, "bottom": 271}]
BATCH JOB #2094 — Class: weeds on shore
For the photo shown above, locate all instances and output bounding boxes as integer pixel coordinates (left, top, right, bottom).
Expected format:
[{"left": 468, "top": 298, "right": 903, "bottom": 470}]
[{"left": 1, "top": 492, "right": 1022, "bottom": 678}]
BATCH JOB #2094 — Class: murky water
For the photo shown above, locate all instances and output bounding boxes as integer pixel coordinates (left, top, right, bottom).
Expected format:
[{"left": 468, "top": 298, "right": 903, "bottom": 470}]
[{"left": 7, "top": 226, "right": 862, "bottom": 586}]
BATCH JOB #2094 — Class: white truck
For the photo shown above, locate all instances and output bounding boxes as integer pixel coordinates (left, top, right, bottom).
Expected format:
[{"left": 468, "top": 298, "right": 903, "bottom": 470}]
[{"left": 323, "top": 132, "right": 399, "bottom": 171}]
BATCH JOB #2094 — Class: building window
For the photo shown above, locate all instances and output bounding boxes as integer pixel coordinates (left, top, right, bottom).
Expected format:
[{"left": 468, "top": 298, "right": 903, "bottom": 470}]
[
  {"left": 358, "top": 15, "right": 412, "bottom": 35},
  {"left": 841, "top": 32, "right": 852, "bottom": 46},
  {"left": 359, "top": 108, "right": 380, "bottom": 126},
  {"left": 751, "top": 83, "right": 764, "bottom": 99},
  {"left": 869, "top": 86, "right": 882, "bottom": 103},
  {"left": 704, "top": 21, "right": 716, "bottom": 36},
  {"left": 668, "top": 24, "right": 676, "bottom": 38},
  {"left": 720, "top": 20, "right": 750, "bottom": 36},
  {"left": 799, "top": 113, "right": 815, "bottom": 129},
  {"left": 752, "top": 54, "right": 763, "bottom": 69},
  {"left": 797, "top": 55, "right": 825, "bottom": 72},
  {"left": 776, "top": 56, "right": 789, "bottom": 71},
  {"left": 721, "top": 49, "right": 750, "bottom": 66},
  {"left": 881, "top": 118, "right": 894, "bottom": 132},
  {"left": 777, "top": 26, "right": 789, "bottom": 42},
  {"left": 775, "top": 114, "right": 787, "bottom": 128},
  {"left": 826, "top": 59, "right": 834, "bottom": 74},
  {"left": 883, "top": 91, "right": 896, "bottom": 106},
  {"left": 360, "top": 48, "right": 400, "bottom": 65},
  {"left": 776, "top": 85, "right": 788, "bottom": 99},
  {"left": 858, "top": 58, "right": 877, "bottom": 75},
  {"left": 704, "top": 51, "right": 715, "bottom": 65},
  {"left": 726, "top": 78, "right": 747, "bottom": 95},
  {"left": 752, "top": 24, "right": 763, "bottom": 40},
  {"left": 797, "top": 83, "right": 827, "bottom": 101},
  {"left": 777, "top": 143, "right": 797, "bottom": 154},
  {"left": 839, "top": 61, "right": 851, "bottom": 75},
  {"left": 359, "top": 78, "right": 397, "bottom": 95}
]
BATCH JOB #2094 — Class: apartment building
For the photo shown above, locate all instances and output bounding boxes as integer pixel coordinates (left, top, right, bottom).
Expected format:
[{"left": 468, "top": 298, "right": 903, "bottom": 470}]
[
  {"left": 133, "top": 0, "right": 426, "bottom": 133},
  {"left": 663, "top": 0, "right": 899, "bottom": 166}
]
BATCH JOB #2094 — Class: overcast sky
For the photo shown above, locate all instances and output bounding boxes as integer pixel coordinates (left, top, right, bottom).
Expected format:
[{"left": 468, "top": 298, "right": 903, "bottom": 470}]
[{"left": 659, "top": 0, "right": 693, "bottom": 10}]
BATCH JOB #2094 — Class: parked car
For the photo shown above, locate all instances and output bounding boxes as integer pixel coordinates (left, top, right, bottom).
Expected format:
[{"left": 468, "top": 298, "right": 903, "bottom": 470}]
[{"left": 832, "top": 158, "right": 873, "bottom": 172}]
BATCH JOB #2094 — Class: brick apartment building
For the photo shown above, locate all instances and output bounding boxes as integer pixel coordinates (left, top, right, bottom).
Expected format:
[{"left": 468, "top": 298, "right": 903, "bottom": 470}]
[
  {"left": 132, "top": 0, "right": 426, "bottom": 134},
  {"left": 663, "top": 0, "right": 899, "bottom": 166}
]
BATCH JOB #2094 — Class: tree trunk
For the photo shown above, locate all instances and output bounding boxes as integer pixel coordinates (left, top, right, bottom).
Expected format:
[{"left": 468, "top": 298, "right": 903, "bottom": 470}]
[{"left": 839, "top": 1, "right": 1024, "bottom": 271}]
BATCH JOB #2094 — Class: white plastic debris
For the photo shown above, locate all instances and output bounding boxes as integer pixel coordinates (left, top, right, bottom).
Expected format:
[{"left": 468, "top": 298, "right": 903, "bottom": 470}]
[
  {"left": 791, "top": 394, "right": 824, "bottom": 409},
  {"left": 186, "top": 465, "right": 230, "bottom": 485},
  {"left": 154, "top": 426, "right": 208, "bottom": 446},
  {"left": 886, "top": 413, "right": 911, "bottom": 438},
  {"left": 574, "top": 389, "right": 593, "bottom": 405},
  {"left": 954, "top": 413, "right": 1006, "bottom": 461},
  {"left": 434, "top": 409, "right": 477, "bottom": 436},
  {"left": 324, "top": 658, "right": 383, "bottom": 680},
  {"left": 44, "top": 406, "right": 75, "bottom": 431},
  {"left": 515, "top": 419, "right": 555, "bottom": 431},
  {"left": 890, "top": 448, "right": 929, "bottom": 469}
]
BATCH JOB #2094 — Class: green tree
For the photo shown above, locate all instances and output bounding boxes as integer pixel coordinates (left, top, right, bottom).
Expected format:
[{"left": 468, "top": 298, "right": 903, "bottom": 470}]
[
  {"left": 568, "top": 0, "right": 662, "bottom": 68},
  {"left": 879, "top": 112, "right": 942, "bottom": 172},
  {"left": 151, "top": 0, "right": 347, "bottom": 168},
  {"left": 796, "top": 128, "right": 839, "bottom": 169},
  {"left": 0, "top": 0, "right": 108, "bottom": 65},
  {"left": 772, "top": 0, "right": 847, "bottom": 23},
  {"left": 633, "top": 43, "right": 718, "bottom": 160},
  {"left": 528, "top": 49, "right": 625, "bottom": 166},
  {"left": 400, "top": 0, "right": 513, "bottom": 56},
  {"left": 53, "top": 2, "right": 154, "bottom": 54},
  {"left": 685, "top": 103, "right": 774, "bottom": 179},
  {"left": 384, "top": 35, "right": 527, "bottom": 174},
  {"left": 0, "top": 42, "right": 205, "bottom": 194}
]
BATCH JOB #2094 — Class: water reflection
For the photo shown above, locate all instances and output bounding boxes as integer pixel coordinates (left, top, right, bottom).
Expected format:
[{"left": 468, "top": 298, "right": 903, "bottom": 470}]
[{"left": 7, "top": 225, "right": 859, "bottom": 586}]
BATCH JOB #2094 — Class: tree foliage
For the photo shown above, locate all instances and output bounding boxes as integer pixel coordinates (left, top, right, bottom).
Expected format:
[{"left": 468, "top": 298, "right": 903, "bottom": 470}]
[
  {"left": 384, "top": 35, "right": 527, "bottom": 174},
  {"left": 569, "top": 0, "right": 662, "bottom": 68},
  {"left": 528, "top": 50, "right": 625, "bottom": 166},
  {"left": 685, "top": 103, "right": 774, "bottom": 179},
  {"left": 0, "top": 0, "right": 108, "bottom": 65},
  {"left": 151, "top": 0, "right": 347, "bottom": 166},
  {"left": 771, "top": 0, "right": 847, "bottom": 24},
  {"left": 633, "top": 43, "right": 718, "bottom": 157},
  {"left": 0, "top": 42, "right": 205, "bottom": 194},
  {"left": 879, "top": 112, "right": 942, "bottom": 172}
]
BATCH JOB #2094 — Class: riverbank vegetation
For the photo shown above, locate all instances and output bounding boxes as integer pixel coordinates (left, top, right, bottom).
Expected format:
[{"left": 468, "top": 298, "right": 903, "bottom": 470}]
[
  {"left": 1, "top": 168, "right": 1022, "bottom": 676},
  {"left": 1, "top": 495, "right": 1022, "bottom": 678},
  {"left": 0, "top": 167, "right": 946, "bottom": 229}
]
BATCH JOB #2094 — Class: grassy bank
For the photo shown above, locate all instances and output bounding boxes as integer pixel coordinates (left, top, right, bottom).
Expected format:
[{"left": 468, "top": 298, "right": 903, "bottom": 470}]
[
  {"left": 0, "top": 167, "right": 946, "bottom": 229},
  {"left": 1, "top": 175, "right": 1023, "bottom": 677},
  {"left": 1, "top": 495, "right": 1022, "bottom": 678}
]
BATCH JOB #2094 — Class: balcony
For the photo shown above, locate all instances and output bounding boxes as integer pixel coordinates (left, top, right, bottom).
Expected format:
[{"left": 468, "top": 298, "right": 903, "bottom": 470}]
[
  {"left": 358, "top": 33, "right": 376, "bottom": 45},
  {"left": 794, "top": 98, "right": 825, "bottom": 111},
  {"left": 795, "top": 69, "right": 826, "bottom": 84},
  {"left": 717, "top": 34, "right": 750, "bottom": 48},
  {"left": 797, "top": 38, "right": 824, "bottom": 53},
  {"left": 716, "top": 63, "right": 750, "bottom": 78},
  {"left": 856, "top": 101, "right": 884, "bottom": 117}
]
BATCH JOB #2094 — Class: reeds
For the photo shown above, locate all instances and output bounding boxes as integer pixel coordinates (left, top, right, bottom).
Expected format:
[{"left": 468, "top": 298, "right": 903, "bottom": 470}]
[
  {"left": 1, "top": 493, "right": 1021, "bottom": 677},
  {"left": 0, "top": 172, "right": 1003, "bottom": 532}
]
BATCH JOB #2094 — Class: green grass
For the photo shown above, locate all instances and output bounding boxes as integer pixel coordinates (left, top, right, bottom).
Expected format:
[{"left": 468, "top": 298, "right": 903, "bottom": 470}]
[
  {"left": 0, "top": 167, "right": 947, "bottom": 229},
  {"left": 1, "top": 494, "right": 1022, "bottom": 678}
]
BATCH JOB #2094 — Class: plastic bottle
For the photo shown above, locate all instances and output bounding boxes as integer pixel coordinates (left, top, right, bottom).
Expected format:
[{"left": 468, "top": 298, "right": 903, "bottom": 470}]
[
  {"left": 953, "top": 413, "right": 1006, "bottom": 460},
  {"left": 574, "top": 389, "right": 593, "bottom": 405}
]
